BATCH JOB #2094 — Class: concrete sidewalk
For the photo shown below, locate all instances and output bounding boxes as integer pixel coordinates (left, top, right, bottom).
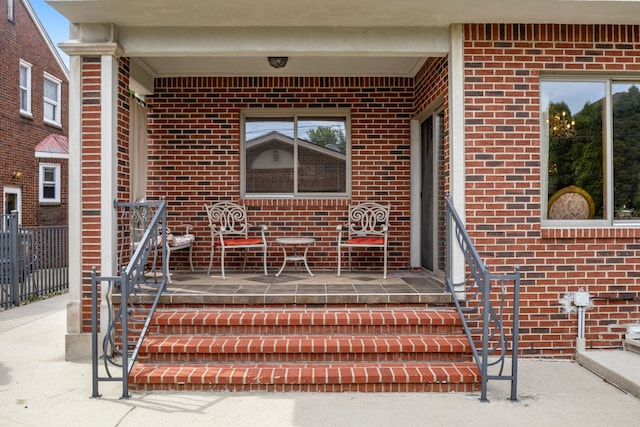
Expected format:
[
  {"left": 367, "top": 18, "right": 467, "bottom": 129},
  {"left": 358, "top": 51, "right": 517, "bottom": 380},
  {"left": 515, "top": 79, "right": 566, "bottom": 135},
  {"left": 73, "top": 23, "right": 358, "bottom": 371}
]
[{"left": 1, "top": 293, "right": 639, "bottom": 427}]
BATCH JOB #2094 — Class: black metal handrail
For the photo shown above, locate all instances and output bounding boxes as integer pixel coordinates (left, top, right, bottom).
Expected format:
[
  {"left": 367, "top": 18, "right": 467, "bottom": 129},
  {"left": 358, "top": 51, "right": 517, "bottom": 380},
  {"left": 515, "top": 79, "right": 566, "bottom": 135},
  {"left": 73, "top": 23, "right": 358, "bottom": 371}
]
[
  {"left": 92, "top": 200, "right": 167, "bottom": 398},
  {"left": 445, "top": 196, "right": 520, "bottom": 402}
]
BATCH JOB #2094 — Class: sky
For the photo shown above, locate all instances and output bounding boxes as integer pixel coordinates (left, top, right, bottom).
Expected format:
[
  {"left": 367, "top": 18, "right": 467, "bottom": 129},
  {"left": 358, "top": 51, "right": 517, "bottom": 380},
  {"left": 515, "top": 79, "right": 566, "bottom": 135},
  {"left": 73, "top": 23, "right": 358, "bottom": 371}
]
[{"left": 29, "top": 0, "right": 69, "bottom": 67}]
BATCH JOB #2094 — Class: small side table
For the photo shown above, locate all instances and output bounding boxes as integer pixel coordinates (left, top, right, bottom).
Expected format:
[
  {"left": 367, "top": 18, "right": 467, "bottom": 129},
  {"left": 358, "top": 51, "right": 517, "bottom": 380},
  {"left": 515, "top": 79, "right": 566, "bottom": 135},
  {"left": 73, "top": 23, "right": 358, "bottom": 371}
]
[{"left": 274, "top": 237, "right": 316, "bottom": 277}]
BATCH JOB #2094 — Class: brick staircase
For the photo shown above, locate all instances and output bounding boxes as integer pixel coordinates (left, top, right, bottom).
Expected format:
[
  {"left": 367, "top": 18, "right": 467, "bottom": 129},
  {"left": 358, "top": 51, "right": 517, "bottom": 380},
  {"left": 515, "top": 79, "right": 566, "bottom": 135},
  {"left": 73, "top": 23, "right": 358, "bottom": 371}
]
[{"left": 129, "top": 306, "right": 480, "bottom": 392}]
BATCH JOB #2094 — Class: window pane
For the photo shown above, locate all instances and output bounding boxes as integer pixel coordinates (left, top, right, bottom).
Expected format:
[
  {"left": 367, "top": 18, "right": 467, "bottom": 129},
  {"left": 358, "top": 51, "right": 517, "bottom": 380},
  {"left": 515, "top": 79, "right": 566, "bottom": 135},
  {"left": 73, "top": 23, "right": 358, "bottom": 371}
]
[
  {"left": 245, "top": 117, "right": 294, "bottom": 193},
  {"left": 44, "top": 102, "right": 56, "bottom": 121},
  {"left": 613, "top": 83, "right": 640, "bottom": 219},
  {"left": 542, "top": 81, "right": 605, "bottom": 219},
  {"left": 297, "top": 117, "right": 347, "bottom": 193},
  {"left": 44, "top": 167, "right": 55, "bottom": 182},
  {"left": 43, "top": 184, "right": 55, "bottom": 199},
  {"left": 44, "top": 79, "right": 58, "bottom": 101},
  {"left": 20, "top": 89, "right": 28, "bottom": 110},
  {"left": 20, "top": 66, "right": 28, "bottom": 87}
]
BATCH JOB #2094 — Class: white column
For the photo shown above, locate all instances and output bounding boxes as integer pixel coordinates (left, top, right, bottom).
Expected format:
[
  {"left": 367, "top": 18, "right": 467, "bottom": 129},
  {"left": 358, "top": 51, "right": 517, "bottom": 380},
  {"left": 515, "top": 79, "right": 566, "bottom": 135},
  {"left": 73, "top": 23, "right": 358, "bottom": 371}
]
[
  {"left": 65, "top": 54, "right": 86, "bottom": 360},
  {"left": 449, "top": 24, "right": 467, "bottom": 288},
  {"left": 100, "top": 55, "right": 119, "bottom": 336}
]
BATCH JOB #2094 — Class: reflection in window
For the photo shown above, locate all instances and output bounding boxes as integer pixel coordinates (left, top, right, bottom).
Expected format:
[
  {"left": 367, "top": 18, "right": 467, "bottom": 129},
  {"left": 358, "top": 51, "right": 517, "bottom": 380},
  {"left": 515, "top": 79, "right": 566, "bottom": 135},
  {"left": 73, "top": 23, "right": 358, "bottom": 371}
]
[
  {"left": 542, "top": 81, "right": 605, "bottom": 220},
  {"left": 613, "top": 83, "right": 640, "bottom": 219},
  {"left": 542, "top": 79, "right": 640, "bottom": 222},
  {"left": 243, "top": 113, "right": 349, "bottom": 196}
]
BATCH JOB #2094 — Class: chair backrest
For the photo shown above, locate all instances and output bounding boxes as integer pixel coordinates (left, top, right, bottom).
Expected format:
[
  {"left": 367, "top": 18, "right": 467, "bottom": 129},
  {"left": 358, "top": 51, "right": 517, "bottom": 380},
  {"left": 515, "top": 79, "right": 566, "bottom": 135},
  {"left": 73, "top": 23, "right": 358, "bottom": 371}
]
[
  {"left": 204, "top": 201, "right": 249, "bottom": 238},
  {"left": 346, "top": 202, "right": 390, "bottom": 238},
  {"left": 548, "top": 185, "right": 595, "bottom": 220}
]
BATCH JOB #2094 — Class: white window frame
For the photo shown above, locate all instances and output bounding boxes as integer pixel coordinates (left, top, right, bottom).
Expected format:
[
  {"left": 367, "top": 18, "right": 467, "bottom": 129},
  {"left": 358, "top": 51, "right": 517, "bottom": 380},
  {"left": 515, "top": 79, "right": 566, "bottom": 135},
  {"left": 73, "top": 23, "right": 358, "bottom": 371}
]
[
  {"left": 540, "top": 75, "right": 640, "bottom": 227},
  {"left": 8, "top": 0, "right": 14, "bottom": 22},
  {"left": 240, "top": 109, "right": 352, "bottom": 199},
  {"left": 39, "top": 163, "right": 61, "bottom": 204},
  {"left": 19, "top": 60, "right": 32, "bottom": 117},
  {"left": 43, "top": 73, "right": 62, "bottom": 126}
]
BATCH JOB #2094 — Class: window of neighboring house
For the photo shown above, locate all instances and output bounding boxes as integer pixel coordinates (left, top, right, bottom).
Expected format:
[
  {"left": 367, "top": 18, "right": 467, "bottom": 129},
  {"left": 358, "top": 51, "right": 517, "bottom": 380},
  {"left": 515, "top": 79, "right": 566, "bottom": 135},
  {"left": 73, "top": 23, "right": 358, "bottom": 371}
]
[
  {"left": 8, "top": 0, "right": 14, "bottom": 22},
  {"left": 541, "top": 78, "right": 640, "bottom": 225},
  {"left": 39, "top": 163, "right": 61, "bottom": 203},
  {"left": 19, "top": 60, "right": 32, "bottom": 117},
  {"left": 43, "top": 73, "right": 62, "bottom": 126},
  {"left": 241, "top": 111, "right": 350, "bottom": 197}
]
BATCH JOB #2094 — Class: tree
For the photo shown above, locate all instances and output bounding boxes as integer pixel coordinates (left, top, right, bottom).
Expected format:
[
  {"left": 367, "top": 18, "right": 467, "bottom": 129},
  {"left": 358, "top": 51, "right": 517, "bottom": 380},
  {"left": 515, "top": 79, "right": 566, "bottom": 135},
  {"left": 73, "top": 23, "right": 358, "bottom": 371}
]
[{"left": 306, "top": 126, "right": 346, "bottom": 152}]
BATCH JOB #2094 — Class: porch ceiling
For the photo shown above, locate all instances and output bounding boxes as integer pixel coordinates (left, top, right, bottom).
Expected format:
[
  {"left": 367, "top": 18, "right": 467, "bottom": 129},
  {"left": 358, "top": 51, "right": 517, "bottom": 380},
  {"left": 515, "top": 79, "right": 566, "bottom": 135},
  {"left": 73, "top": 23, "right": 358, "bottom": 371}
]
[{"left": 49, "top": 0, "right": 640, "bottom": 80}]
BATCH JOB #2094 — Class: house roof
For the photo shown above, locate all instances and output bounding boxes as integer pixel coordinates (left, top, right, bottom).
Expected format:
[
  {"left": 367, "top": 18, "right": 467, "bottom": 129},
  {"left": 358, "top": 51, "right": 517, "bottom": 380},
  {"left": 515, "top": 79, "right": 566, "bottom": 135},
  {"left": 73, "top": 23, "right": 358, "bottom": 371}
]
[
  {"left": 49, "top": 0, "right": 640, "bottom": 80},
  {"left": 21, "top": 0, "right": 69, "bottom": 79},
  {"left": 35, "top": 134, "right": 69, "bottom": 159},
  {"left": 247, "top": 131, "right": 346, "bottom": 161}
]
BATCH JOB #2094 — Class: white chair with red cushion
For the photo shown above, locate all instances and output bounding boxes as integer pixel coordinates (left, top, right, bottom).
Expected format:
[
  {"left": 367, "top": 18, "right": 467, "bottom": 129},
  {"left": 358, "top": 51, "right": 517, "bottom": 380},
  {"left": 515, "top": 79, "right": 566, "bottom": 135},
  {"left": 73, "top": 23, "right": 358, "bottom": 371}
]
[
  {"left": 204, "top": 201, "right": 268, "bottom": 279},
  {"left": 337, "top": 201, "right": 390, "bottom": 278}
]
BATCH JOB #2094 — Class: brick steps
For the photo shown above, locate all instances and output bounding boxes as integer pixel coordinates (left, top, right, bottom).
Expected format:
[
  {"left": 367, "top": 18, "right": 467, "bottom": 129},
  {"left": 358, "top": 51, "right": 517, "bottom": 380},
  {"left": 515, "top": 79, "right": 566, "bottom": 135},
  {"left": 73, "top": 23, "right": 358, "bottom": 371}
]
[
  {"left": 139, "top": 334, "right": 471, "bottom": 363},
  {"left": 129, "top": 308, "right": 480, "bottom": 392},
  {"left": 130, "top": 362, "right": 480, "bottom": 392}
]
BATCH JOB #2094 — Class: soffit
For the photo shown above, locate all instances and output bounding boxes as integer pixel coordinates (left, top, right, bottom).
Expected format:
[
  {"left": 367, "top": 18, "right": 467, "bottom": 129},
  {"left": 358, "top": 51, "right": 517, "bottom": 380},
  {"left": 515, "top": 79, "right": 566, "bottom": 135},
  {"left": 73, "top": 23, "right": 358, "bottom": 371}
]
[{"left": 49, "top": 0, "right": 640, "bottom": 79}]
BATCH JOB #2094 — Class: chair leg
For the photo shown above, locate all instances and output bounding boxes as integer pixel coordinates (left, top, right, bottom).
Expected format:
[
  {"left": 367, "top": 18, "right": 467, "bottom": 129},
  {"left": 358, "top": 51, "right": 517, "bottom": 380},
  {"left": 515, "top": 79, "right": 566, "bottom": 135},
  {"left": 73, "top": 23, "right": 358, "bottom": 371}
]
[
  {"left": 166, "top": 248, "right": 173, "bottom": 284},
  {"left": 242, "top": 248, "right": 248, "bottom": 272},
  {"left": 383, "top": 247, "right": 387, "bottom": 279},
  {"left": 262, "top": 246, "right": 268, "bottom": 276},
  {"left": 221, "top": 247, "right": 226, "bottom": 280},
  {"left": 188, "top": 244, "right": 194, "bottom": 272},
  {"left": 337, "top": 246, "right": 341, "bottom": 277},
  {"left": 207, "top": 241, "right": 214, "bottom": 275}
]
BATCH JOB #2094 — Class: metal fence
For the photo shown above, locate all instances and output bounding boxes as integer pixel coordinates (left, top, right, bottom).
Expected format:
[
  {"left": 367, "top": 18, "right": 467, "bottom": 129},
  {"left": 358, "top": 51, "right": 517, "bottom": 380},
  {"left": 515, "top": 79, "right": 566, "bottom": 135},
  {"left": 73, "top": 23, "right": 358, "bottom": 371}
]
[{"left": 1, "top": 211, "right": 69, "bottom": 309}]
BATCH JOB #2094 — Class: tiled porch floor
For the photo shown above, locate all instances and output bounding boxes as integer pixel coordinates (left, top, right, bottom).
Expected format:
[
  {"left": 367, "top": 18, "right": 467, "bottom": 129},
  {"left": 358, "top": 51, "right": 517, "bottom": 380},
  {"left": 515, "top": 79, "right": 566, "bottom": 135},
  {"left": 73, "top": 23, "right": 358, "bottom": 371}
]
[{"left": 159, "top": 269, "right": 452, "bottom": 305}]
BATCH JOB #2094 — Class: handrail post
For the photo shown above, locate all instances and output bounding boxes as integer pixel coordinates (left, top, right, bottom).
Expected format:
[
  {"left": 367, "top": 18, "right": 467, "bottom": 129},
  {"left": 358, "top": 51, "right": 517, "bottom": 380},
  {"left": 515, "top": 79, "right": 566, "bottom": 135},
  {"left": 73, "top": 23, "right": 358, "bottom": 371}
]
[
  {"left": 480, "top": 266, "right": 491, "bottom": 402},
  {"left": 121, "top": 266, "right": 130, "bottom": 399},
  {"left": 91, "top": 267, "right": 100, "bottom": 398},
  {"left": 510, "top": 266, "right": 521, "bottom": 401}
]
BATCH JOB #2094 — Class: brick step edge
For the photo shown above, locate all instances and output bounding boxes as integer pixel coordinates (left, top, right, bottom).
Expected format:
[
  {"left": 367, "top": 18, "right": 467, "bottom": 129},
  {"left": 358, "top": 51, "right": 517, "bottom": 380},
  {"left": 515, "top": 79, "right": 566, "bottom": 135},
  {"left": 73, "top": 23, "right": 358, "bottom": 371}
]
[
  {"left": 129, "top": 362, "right": 480, "bottom": 387},
  {"left": 140, "top": 334, "right": 471, "bottom": 354},
  {"left": 152, "top": 309, "right": 461, "bottom": 327}
]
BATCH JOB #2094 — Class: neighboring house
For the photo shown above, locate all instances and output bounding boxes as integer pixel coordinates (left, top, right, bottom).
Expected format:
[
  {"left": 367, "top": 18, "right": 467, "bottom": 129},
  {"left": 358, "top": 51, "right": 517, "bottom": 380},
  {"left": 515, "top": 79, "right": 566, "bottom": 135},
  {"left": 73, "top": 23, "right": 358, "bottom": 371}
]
[
  {"left": 1, "top": 0, "right": 69, "bottom": 227},
  {"left": 50, "top": 0, "right": 640, "bottom": 366}
]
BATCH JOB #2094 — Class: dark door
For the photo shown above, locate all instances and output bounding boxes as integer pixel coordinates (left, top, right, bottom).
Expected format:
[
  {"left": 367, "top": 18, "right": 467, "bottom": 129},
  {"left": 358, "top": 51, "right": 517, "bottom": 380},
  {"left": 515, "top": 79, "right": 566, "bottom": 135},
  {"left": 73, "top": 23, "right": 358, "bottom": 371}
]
[
  {"left": 420, "top": 110, "right": 444, "bottom": 271},
  {"left": 421, "top": 117, "right": 434, "bottom": 270}
]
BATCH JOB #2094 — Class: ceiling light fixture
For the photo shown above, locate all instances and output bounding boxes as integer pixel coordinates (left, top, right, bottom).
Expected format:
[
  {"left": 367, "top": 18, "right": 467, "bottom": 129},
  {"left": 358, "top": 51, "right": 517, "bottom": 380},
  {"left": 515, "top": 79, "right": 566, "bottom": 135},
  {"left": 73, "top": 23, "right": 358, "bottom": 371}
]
[{"left": 268, "top": 56, "right": 288, "bottom": 69}]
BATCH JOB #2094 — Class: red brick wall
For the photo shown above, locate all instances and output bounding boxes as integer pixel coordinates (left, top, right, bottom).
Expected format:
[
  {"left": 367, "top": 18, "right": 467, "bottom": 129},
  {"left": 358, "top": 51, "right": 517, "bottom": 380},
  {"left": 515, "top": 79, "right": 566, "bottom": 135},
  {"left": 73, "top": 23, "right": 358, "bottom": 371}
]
[
  {"left": 79, "top": 56, "right": 103, "bottom": 332},
  {"left": 0, "top": 0, "right": 68, "bottom": 226},
  {"left": 146, "top": 77, "right": 414, "bottom": 272},
  {"left": 464, "top": 24, "right": 640, "bottom": 355}
]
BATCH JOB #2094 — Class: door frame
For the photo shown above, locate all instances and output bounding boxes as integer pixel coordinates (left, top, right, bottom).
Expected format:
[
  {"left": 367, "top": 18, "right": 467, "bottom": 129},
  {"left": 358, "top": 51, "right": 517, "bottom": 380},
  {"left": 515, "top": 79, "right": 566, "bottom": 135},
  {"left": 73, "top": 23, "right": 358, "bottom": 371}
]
[
  {"left": 410, "top": 101, "right": 444, "bottom": 274},
  {"left": 3, "top": 186, "right": 22, "bottom": 227}
]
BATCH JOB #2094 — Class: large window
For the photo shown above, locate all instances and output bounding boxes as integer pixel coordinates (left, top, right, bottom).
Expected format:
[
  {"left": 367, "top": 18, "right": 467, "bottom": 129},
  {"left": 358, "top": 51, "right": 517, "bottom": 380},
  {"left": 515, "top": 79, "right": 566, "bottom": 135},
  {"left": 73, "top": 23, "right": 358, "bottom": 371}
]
[
  {"left": 43, "top": 73, "right": 62, "bottom": 126},
  {"left": 39, "top": 163, "right": 61, "bottom": 203},
  {"left": 541, "top": 78, "right": 640, "bottom": 224},
  {"left": 19, "top": 60, "right": 31, "bottom": 116},
  {"left": 242, "top": 111, "right": 350, "bottom": 197}
]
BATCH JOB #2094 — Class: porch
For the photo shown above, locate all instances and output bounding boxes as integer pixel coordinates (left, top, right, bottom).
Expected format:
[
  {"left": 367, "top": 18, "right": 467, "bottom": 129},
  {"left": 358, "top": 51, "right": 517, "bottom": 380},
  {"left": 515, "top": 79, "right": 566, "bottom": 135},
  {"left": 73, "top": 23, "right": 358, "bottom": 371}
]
[{"left": 157, "top": 269, "right": 451, "bottom": 306}]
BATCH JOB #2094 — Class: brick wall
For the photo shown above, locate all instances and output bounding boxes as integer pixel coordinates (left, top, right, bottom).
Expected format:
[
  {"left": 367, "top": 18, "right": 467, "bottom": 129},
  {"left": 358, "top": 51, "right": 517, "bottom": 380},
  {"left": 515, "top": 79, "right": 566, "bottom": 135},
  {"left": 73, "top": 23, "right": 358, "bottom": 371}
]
[
  {"left": 0, "top": 0, "right": 68, "bottom": 226},
  {"left": 464, "top": 23, "right": 640, "bottom": 355},
  {"left": 79, "top": 56, "right": 102, "bottom": 331},
  {"left": 146, "top": 77, "right": 415, "bottom": 273}
]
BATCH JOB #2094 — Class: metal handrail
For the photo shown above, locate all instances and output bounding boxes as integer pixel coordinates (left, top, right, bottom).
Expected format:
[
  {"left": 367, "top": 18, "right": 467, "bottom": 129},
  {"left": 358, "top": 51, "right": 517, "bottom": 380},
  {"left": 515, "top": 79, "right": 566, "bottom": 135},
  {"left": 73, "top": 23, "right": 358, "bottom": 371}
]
[
  {"left": 445, "top": 196, "right": 520, "bottom": 402},
  {"left": 91, "top": 200, "right": 168, "bottom": 398}
]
